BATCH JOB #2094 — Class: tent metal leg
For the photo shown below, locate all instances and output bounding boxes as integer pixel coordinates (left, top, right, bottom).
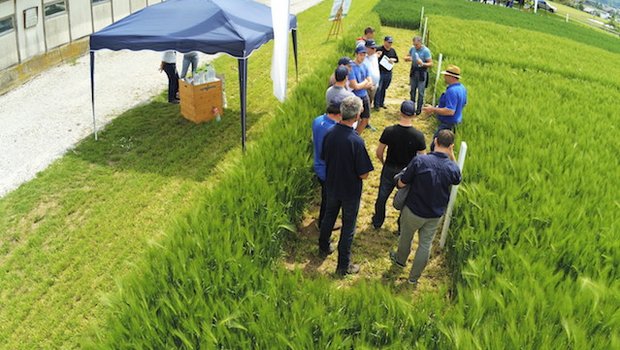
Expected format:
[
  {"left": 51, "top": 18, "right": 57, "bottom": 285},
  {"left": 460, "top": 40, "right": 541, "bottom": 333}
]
[
  {"left": 90, "top": 51, "right": 98, "bottom": 141},
  {"left": 238, "top": 57, "right": 248, "bottom": 152}
]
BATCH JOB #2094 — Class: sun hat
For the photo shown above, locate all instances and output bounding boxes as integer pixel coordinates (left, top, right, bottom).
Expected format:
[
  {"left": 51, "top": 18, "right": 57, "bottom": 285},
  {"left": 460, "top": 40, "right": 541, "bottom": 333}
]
[{"left": 441, "top": 65, "right": 461, "bottom": 79}]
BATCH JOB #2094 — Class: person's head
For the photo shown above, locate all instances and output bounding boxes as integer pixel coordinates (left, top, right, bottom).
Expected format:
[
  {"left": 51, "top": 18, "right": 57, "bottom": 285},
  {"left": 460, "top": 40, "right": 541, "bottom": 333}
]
[
  {"left": 338, "top": 56, "right": 353, "bottom": 71},
  {"left": 413, "top": 36, "right": 423, "bottom": 49},
  {"left": 340, "top": 96, "right": 363, "bottom": 123},
  {"left": 334, "top": 66, "right": 349, "bottom": 84},
  {"left": 326, "top": 103, "right": 342, "bottom": 116},
  {"left": 441, "top": 64, "right": 461, "bottom": 84},
  {"left": 434, "top": 129, "right": 455, "bottom": 151},
  {"left": 400, "top": 100, "right": 416, "bottom": 118},
  {"left": 354, "top": 45, "right": 367, "bottom": 63},
  {"left": 364, "top": 26, "right": 375, "bottom": 39},
  {"left": 383, "top": 36, "right": 393, "bottom": 49},
  {"left": 365, "top": 40, "right": 377, "bottom": 55}
]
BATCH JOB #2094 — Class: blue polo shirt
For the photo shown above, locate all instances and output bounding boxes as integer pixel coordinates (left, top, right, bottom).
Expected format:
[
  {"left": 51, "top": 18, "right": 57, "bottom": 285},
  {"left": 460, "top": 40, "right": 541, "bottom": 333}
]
[
  {"left": 401, "top": 152, "right": 461, "bottom": 218},
  {"left": 409, "top": 46, "right": 432, "bottom": 68},
  {"left": 312, "top": 114, "right": 337, "bottom": 181},
  {"left": 437, "top": 82, "right": 467, "bottom": 125},
  {"left": 322, "top": 123, "right": 374, "bottom": 201},
  {"left": 348, "top": 61, "right": 369, "bottom": 98}
]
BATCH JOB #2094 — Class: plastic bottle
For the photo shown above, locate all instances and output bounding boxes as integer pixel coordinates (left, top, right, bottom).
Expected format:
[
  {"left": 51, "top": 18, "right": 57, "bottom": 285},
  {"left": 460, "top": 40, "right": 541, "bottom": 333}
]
[{"left": 206, "top": 64, "right": 216, "bottom": 82}]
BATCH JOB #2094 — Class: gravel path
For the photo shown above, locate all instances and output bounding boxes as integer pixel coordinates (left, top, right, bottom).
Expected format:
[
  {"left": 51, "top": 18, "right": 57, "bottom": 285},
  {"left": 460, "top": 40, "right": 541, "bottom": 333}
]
[{"left": 0, "top": 0, "right": 323, "bottom": 198}]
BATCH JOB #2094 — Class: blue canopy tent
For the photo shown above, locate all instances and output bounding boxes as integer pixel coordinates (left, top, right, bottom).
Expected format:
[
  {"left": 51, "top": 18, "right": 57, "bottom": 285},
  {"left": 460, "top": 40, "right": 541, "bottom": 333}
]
[{"left": 89, "top": 0, "right": 298, "bottom": 151}]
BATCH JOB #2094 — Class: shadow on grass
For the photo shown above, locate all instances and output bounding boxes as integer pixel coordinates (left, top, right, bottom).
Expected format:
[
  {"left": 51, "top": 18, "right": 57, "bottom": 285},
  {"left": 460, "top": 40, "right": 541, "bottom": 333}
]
[{"left": 73, "top": 101, "right": 264, "bottom": 181}]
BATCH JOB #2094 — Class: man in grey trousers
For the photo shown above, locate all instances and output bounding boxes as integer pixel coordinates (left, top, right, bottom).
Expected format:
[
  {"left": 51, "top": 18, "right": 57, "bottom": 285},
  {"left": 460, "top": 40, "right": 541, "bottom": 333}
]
[{"left": 390, "top": 129, "right": 461, "bottom": 285}]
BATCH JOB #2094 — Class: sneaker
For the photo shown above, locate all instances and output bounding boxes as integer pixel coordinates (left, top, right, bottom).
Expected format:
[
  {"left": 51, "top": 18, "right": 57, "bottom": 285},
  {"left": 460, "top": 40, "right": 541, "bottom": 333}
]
[
  {"left": 365, "top": 124, "right": 377, "bottom": 132},
  {"left": 169, "top": 99, "right": 180, "bottom": 104},
  {"left": 336, "top": 263, "right": 360, "bottom": 276},
  {"left": 319, "top": 243, "right": 336, "bottom": 257},
  {"left": 381, "top": 105, "right": 387, "bottom": 109},
  {"left": 389, "top": 251, "right": 406, "bottom": 268},
  {"left": 373, "top": 106, "right": 380, "bottom": 112}
]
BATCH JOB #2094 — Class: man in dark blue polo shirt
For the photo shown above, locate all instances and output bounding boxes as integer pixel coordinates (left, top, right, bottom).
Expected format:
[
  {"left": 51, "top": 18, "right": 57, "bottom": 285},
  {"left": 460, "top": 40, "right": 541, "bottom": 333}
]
[
  {"left": 390, "top": 129, "right": 461, "bottom": 285},
  {"left": 320, "top": 96, "right": 374, "bottom": 276},
  {"left": 423, "top": 64, "right": 467, "bottom": 151}
]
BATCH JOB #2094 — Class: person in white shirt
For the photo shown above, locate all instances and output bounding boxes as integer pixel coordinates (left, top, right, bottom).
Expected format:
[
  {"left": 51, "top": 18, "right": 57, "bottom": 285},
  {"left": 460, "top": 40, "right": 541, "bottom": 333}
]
[
  {"left": 363, "top": 40, "right": 381, "bottom": 109},
  {"left": 159, "top": 50, "right": 179, "bottom": 104}
]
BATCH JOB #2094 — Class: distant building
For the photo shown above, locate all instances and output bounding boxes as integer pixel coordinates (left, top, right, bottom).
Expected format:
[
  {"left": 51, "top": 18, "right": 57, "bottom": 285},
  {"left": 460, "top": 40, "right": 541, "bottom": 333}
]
[{"left": 0, "top": 0, "right": 162, "bottom": 71}]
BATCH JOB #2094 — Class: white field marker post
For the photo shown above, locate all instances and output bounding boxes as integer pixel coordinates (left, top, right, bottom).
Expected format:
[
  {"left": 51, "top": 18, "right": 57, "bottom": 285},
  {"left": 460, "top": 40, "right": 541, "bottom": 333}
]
[
  {"left": 422, "top": 17, "right": 428, "bottom": 43},
  {"left": 439, "top": 141, "right": 468, "bottom": 249},
  {"left": 534, "top": 0, "right": 538, "bottom": 14},
  {"left": 566, "top": 14, "right": 569, "bottom": 22},
  {"left": 419, "top": 7, "right": 424, "bottom": 32},
  {"left": 432, "top": 53, "right": 443, "bottom": 106}
]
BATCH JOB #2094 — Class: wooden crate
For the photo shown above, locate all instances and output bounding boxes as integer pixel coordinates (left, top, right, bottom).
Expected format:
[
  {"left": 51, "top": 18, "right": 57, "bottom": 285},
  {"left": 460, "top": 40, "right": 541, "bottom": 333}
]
[{"left": 179, "top": 79, "right": 223, "bottom": 123}]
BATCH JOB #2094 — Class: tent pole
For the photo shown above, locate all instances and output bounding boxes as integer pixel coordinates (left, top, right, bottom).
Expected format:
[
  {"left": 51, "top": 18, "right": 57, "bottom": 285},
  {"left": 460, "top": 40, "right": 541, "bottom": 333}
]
[
  {"left": 238, "top": 56, "right": 248, "bottom": 152},
  {"left": 90, "top": 51, "right": 98, "bottom": 141},
  {"left": 292, "top": 29, "right": 298, "bottom": 83}
]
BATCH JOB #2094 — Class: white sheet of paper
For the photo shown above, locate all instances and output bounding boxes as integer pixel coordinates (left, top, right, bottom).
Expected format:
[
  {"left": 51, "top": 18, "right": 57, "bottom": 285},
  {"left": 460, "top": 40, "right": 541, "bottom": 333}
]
[{"left": 380, "top": 55, "right": 393, "bottom": 71}]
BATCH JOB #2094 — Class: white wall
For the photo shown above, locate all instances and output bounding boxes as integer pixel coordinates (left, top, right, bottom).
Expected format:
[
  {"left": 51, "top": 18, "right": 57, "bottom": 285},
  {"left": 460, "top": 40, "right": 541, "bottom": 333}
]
[
  {"left": 130, "top": 0, "right": 146, "bottom": 13},
  {"left": 147, "top": 0, "right": 161, "bottom": 5},
  {"left": 0, "top": 0, "right": 19, "bottom": 69},
  {"left": 44, "top": 14, "right": 70, "bottom": 49},
  {"left": 15, "top": 0, "right": 46, "bottom": 60},
  {"left": 67, "top": 0, "right": 92, "bottom": 40},
  {"left": 92, "top": 2, "right": 112, "bottom": 32},
  {"left": 112, "top": 0, "right": 131, "bottom": 21}
]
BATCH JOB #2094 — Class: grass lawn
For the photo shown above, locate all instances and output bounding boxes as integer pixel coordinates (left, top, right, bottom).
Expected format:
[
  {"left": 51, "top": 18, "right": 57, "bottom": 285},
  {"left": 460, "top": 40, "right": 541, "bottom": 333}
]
[{"left": 0, "top": 0, "right": 377, "bottom": 347}]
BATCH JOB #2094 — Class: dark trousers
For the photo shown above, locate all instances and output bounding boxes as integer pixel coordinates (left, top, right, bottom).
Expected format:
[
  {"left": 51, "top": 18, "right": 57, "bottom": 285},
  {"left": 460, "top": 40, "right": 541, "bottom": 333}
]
[
  {"left": 372, "top": 164, "right": 401, "bottom": 228},
  {"left": 163, "top": 63, "right": 179, "bottom": 102},
  {"left": 410, "top": 71, "right": 428, "bottom": 114},
  {"left": 374, "top": 71, "right": 393, "bottom": 108},
  {"left": 319, "top": 195, "right": 361, "bottom": 270},
  {"left": 317, "top": 177, "right": 327, "bottom": 228},
  {"left": 430, "top": 122, "right": 457, "bottom": 151}
]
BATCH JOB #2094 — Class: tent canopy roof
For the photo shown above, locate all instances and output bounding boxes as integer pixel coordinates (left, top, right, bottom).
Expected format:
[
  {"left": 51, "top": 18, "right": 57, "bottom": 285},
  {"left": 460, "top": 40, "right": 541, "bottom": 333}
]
[{"left": 90, "top": 0, "right": 297, "bottom": 58}]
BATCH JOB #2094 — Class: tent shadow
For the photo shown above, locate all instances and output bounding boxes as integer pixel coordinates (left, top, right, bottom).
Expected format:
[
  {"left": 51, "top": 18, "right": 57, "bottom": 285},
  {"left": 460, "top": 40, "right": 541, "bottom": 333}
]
[{"left": 73, "top": 100, "right": 264, "bottom": 182}]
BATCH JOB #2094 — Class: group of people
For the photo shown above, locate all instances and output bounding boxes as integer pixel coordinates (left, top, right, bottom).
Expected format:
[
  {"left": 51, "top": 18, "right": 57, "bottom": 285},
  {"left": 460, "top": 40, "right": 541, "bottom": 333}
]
[
  {"left": 312, "top": 28, "right": 467, "bottom": 285},
  {"left": 159, "top": 51, "right": 200, "bottom": 104}
]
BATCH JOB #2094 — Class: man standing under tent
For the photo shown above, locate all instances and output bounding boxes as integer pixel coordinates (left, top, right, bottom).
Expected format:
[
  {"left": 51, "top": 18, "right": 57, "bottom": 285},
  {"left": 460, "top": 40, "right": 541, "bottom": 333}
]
[
  {"left": 390, "top": 129, "right": 461, "bottom": 286},
  {"left": 371, "top": 100, "right": 426, "bottom": 230},
  {"left": 160, "top": 50, "right": 180, "bottom": 104},
  {"left": 374, "top": 36, "right": 399, "bottom": 110},
  {"left": 320, "top": 96, "right": 374, "bottom": 276},
  {"left": 180, "top": 51, "right": 199, "bottom": 79},
  {"left": 348, "top": 45, "right": 374, "bottom": 134},
  {"left": 405, "top": 36, "right": 433, "bottom": 115},
  {"left": 423, "top": 65, "right": 467, "bottom": 151}
]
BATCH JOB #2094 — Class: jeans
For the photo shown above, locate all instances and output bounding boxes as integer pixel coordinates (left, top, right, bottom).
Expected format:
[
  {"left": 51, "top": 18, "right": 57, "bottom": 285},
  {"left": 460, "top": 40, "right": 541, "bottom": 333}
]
[
  {"left": 394, "top": 206, "right": 441, "bottom": 283},
  {"left": 163, "top": 63, "right": 179, "bottom": 102},
  {"left": 317, "top": 177, "right": 327, "bottom": 228},
  {"left": 180, "top": 53, "right": 199, "bottom": 79},
  {"left": 430, "top": 122, "right": 457, "bottom": 151},
  {"left": 372, "top": 164, "right": 401, "bottom": 228},
  {"left": 410, "top": 71, "right": 427, "bottom": 114},
  {"left": 374, "top": 71, "right": 393, "bottom": 108},
  {"left": 319, "top": 195, "right": 361, "bottom": 270}
]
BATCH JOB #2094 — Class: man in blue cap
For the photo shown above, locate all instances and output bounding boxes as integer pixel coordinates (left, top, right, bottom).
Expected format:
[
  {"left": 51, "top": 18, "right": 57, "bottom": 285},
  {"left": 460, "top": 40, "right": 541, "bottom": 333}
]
[
  {"left": 375, "top": 36, "right": 399, "bottom": 110},
  {"left": 348, "top": 45, "right": 374, "bottom": 134}
]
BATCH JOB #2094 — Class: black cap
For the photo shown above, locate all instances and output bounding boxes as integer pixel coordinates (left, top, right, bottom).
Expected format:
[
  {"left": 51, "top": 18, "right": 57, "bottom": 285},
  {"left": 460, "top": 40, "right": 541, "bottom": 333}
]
[{"left": 384, "top": 36, "right": 393, "bottom": 43}]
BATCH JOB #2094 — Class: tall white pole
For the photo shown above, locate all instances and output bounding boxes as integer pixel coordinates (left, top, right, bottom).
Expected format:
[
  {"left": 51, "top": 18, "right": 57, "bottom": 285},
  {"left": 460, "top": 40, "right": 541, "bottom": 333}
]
[
  {"left": 439, "top": 142, "right": 468, "bottom": 249},
  {"left": 534, "top": 0, "right": 538, "bottom": 14},
  {"left": 419, "top": 7, "right": 424, "bottom": 32},
  {"left": 422, "top": 17, "right": 428, "bottom": 43},
  {"left": 432, "top": 53, "right": 443, "bottom": 106},
  {"left": 566, "top": 13, "right": 569, "bottom": 22}
]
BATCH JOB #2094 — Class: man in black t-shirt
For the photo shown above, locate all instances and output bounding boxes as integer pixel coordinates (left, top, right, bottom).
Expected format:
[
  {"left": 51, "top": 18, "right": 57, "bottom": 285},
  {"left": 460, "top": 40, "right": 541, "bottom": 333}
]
[
  {"left": 371, "top": 100, "right": 426, "bottom": 229},
  {"left": 374, "top": 36, "right": 399, "bottom": 110},
  {"left": 320, "top": 96, "right": 374, "bottom": 276}
]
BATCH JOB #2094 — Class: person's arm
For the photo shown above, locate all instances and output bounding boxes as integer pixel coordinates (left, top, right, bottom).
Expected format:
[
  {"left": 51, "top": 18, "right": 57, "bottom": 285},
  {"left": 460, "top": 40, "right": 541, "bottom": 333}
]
[
  {"left": 447, "top": 144, "right": 456, "bottom": 162},
  {"left": 376, "top": 143, "right": 387, "bottom": 165},
  {"left": 422, "top": 105, "right": 455, "bottom": 116},
  {"left": 422, "top": 57, "right": 433, "bottom": 69},
  {"left": 349, "top": 78, "right": 366, "bottom": 90},
  {"left": 391, "top": 49, "right": 399, "bottom": 63}
]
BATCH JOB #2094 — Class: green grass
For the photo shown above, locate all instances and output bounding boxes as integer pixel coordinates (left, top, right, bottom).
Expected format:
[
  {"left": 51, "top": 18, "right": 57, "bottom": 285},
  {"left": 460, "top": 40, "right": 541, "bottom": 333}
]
[
  {"left": 374, "top": 0, "right": 620, "bottom": 54},
  {"left": 0, "top": 0, "right": 363, "bottom": 347}
]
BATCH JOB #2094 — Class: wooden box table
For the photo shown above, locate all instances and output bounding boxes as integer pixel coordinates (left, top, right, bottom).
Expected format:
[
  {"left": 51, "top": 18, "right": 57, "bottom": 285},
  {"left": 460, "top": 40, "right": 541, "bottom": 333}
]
[{"left": 179, "top": 79, "right": 223, "bottom": 123}]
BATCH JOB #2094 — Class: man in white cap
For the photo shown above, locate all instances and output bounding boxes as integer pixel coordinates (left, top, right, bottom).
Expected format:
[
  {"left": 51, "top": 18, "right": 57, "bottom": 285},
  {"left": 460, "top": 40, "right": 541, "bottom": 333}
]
[{"left": 423, "top": 64, "right": 467, "bottom": 151}]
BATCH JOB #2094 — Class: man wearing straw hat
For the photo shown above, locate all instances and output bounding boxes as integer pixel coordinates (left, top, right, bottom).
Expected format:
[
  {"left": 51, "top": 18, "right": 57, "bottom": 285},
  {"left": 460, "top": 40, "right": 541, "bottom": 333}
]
[{"left": 423, "top": 64, "right": 467, "bottom": 151}]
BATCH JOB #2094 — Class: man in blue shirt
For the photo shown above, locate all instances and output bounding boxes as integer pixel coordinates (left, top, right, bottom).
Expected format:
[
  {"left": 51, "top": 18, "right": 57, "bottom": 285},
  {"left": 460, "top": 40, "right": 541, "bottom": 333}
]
[
  {"left": 423, "top": 64, "right": 467, "bottom": 151},
  {"left": 405, "top": 36, "right": 433, "bottom": 115},
  {"left": 320, "top": 96, "right": 374, "bottom": 276},
  {"left": 313, "top": 70, "right": 351, "bottom": 229},
  {"left": 348, "top": 45, "right": 374, "bottom": 134},
  {"left": 390, "top": 129, "right": 461, "bottom": 285}
]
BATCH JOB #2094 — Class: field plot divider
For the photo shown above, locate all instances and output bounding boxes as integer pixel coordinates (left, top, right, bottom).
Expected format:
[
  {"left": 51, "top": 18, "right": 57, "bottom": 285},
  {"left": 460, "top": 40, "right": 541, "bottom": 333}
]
[
  {"left": 422, "top": 17, "right": 429, "bottom": 43},
  {"left": 439, "top": 141, "right": 467, "bottom": 249},
  {"left": 432, "top": 53, "right": 443, "bottom": 106},
  {"left": 419, "top": 7, "right": 424, "bottom": 32}
]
